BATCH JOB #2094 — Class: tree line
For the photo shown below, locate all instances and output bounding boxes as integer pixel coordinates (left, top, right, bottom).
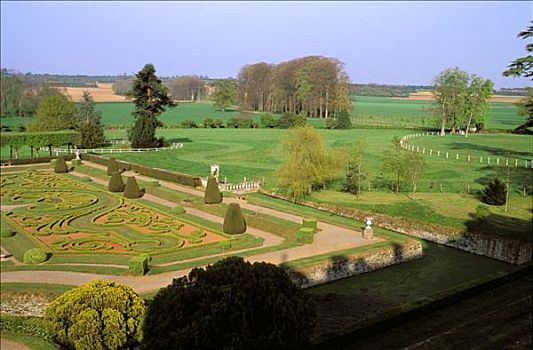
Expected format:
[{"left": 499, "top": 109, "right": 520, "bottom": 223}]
[{"left": 237, "top": 56, "right": 351, "bottom": 118}]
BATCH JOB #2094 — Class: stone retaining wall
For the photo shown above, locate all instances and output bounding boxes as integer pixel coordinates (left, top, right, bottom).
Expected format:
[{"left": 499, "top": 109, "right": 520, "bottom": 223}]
[
  {"left": 260, "top": 191, "right": 532, "bottom": 265},
  {"left": 287, "top": 240, "right": 423, "bottom": 289}
]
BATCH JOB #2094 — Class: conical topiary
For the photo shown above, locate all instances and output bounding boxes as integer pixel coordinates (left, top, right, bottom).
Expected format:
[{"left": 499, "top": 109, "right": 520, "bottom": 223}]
[
  {"left": 223, "top": 203, "right": 246, "bottom": 234},
  {"left": 124, "top": 176, "right": 144, "bottom": 199},
  {"left": 204, "top": 176, "right": 223, "bottom": 204},
  {"left": 108, "top": 172, "right": 125, "bottom": 192},
  {"left": 107, "top": 158, "right": 122, "bottom": 176},
  {"left": 480, "top": 177, "right": 506, "bottom": 206},
  {"left": 54, "top": 156, "right": 69, "bottom": 173}
]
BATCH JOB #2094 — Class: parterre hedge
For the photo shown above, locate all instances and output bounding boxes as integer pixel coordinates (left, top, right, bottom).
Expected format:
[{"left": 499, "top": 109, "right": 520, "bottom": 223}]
[
  {"left": 82, "top": 154, "right": 202, "bottom": 187},
  {"left": 297, "top": 228, "right": 315, "bottom": 244},
  {"left": 128, "top": 255, "right": 149, "bottom": 275},
  {"left": 23, "top": 248, "right": 48, "bottom": 264}
]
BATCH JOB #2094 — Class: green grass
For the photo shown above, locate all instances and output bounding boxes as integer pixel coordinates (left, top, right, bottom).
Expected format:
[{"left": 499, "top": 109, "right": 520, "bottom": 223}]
[
  {"left": 1, "top": 330, "right": 57, "bottom": 350},
  {"left": 0, "top": 283, "right": 75, "bottom": 295}
]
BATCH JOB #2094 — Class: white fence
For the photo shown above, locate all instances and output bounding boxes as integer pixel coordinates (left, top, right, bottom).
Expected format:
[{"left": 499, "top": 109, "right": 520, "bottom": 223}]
[
  {"left": 41, "top": 143, "right": 184, "bottom": 156},
  {"left": 200, "top": 177, "right": 262, "bottom": 193},
  {"left": 400, "top": 132, "right": 532, "bottom": 169}
]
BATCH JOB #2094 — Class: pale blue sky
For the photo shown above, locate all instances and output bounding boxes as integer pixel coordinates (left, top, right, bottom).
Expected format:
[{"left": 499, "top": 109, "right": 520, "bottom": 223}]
[{"left": 1, "top": 1, "right": 531, "bottom": 88}]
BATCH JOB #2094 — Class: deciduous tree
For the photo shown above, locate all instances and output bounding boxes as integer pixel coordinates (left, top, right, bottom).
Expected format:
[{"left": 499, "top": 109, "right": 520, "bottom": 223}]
[
  {"left": 213, "top": 79, "right": 237, "bottom": 111},
  {"left": 29, "top": 94, "right": 77, "bottom": 131},
  {"left": 433, "top": 67, "right": 469, "bottom": 135},
  {"left": 464, "top": 76, "right": 493, "bottom": 137}
]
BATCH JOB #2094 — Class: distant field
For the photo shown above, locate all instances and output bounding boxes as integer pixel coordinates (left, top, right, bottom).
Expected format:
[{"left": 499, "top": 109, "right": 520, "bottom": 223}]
[
  {"left": 62, "top": 83, "right": 127, "bottom": 102},
  {"left": 395, "top": 91, "right": 523, "bottom": 103},
  {"left": 350, "top": 96, "right": 522, "bottom": 130}
]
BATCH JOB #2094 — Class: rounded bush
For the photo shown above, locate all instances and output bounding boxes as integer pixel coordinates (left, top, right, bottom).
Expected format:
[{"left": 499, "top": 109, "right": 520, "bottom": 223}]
[
  {"left": 108, "top": 172, "right": 125, "bottom": 192},
  {"left": 203, "top": 176, "right": 223, "bottom": 204},
  {"left": 45, "top": 279, "right": 144, "bottom": 350},
  {"left": 124, "top": 177, "right": 144, "bottom": 199},
  {"left": 223, "top": 203, "right": 246, "bottom": 234},
  {"left": 54, "top": 156, "right": 69, "bottom": 173},
  {"left": 23, "top": 248, "right": 48, "bottom": 264}
]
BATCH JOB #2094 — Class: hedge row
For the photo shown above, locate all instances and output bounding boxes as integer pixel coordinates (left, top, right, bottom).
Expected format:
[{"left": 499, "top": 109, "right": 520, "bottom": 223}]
[
  {"left": 0, "top": 130, "right": 79, "bottom": 150},
  {"left": 81, "top": 154, "right": 202, "bottom": 188},
  {"left": 0, "top": 154, "right": 75, "bottom": 166}
]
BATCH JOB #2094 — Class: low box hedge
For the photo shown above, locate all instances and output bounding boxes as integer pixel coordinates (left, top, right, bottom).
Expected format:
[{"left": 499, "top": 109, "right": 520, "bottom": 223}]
[
  {"left": 297, "top": 228, "right": 315, "bottom": 244},
  {"left": 1, "top": 154, "right": 75, "bottom": 166},
  {"left": 302, "top": 217, "right": 318, "bottom": 232},
  {"left": 82, "top": 154, "right": 202, "bottom": 187},
  {"left": 128, "top": 255, "right": 149, "bottom": 276}
]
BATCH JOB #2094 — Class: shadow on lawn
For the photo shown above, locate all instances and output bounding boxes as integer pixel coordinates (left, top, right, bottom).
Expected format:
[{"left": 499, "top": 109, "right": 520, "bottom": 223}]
[
  {"left": 167, "top": 137, "right": 193, "bottom": 143},
  {"left": 474, "top": 166, "right": 533, "bottom": 194},
  {"left": 464, "top": 212, "right": 533, "bottom": 243},
  {"left": 446, "top": 142, "right": 532, "bottom": 158}
]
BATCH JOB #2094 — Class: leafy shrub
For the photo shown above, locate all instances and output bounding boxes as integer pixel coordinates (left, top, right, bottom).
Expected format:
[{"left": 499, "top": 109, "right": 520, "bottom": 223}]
[
  {"left": 297, "top": 228, "right": 315, "bottom": 244},
  {"left": 45, "top": 280, "right": 144, "bottom": 350},
  {"left": 214, "top": 118, "right": 224, "bottom": 128},
  {"left": 23, "top": 248, "right": 48, "bottom": 264},
  {"left": 226, "top": 117, "right": 239, "bottom": 128},
  {"left": 335, "top": 109, "right": 352, "bottom": 129},
  {"left": 108, "top": 172, "right": 125, "bottom": 192},
  {"left": 277, "top": 112, "right": 307, "bottom": 128},
  {"left": 181, "top": 120, "right": 198, "bottom": 128},
  {"left": 128, "top": 255, "right": 149, "bottom": 276},
  {"left": 204, "top": 176, "right": 223, "bottom": 204},
  {"left": 123, "top": 177, "right": 144, "bottom": 199},
  {"left": 218, "top": 240, "right": 231, "bottom": 250},
  {"left": 260, "top": 113, "right": 278, "bottom": 128},
  {"left": 325, "top": 118, "right": 337, "bottom": 129},
  {"left": 480, "top": 177, "right": 506, "bottom": 206},
  {"left": 142, "top": 257, "right": 316, "bottom": 350},
  {"left": 302, "top": 217, "right": 317, "bottom": 232},
  {"left": 54, "top": 156, "right": 69, "bottom": 173},
  {"left": 223, "top": 203, "right": 246, "bottom": 234},
  {"left": 203, "top": 118, "right": 215, "bottom": 128}
]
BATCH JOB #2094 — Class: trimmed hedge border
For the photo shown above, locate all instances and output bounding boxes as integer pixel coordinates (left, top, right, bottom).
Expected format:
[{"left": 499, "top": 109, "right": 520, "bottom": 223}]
[
  {"left": 1, "top": 154, "right": 75, "bottom": 166},
  {"left": 81, "top": 154, "right": 202, "bottom": 187}
]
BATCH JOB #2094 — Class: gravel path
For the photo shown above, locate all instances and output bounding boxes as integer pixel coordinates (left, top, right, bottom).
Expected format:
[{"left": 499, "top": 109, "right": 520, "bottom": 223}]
[{"left": 0, "top": 338, "right": 31, "bottom": 350}]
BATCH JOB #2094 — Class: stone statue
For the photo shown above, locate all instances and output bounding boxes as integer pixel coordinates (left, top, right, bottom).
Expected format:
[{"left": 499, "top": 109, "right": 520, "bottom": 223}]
[{"left": 363, "top": 217, "right": 373, "bottom": 239}]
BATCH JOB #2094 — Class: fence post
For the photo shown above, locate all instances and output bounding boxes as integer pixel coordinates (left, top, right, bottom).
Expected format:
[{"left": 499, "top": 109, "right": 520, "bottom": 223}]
[
  {"left": 429, "top": 149, "right": 432, "bottom": 156},
  {"left": 515, "top": 159, "right": 518, "bottom": 167},
  {"left": 456, "top": 153, "right": 459, "bottom": 160},
  {"left": 437, "top": 151, "right": 440, "bottom": 157},
  {"left": 446, "top": 152, "right": 449, "bottom": 159},
  {"left": 480, "top": 156, "right": 483, "bottom": 163},
  {"left": 496, "top": 158, "right": 499, "bottom": 165},
  {"left": 488, "top": 157, "right": 490, "bottom": 165},
  {"left": 506, "top": 158, "right": 509, "bottom": 166},
  {"left": 467, "top": 154, "right": 471, "bottom": 162},
  {"left": 422, "top": 148, "right": 425, "bottom": 154}
]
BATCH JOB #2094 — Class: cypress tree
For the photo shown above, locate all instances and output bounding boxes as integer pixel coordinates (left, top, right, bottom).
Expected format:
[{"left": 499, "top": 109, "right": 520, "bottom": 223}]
[
  {"left": 108, "top": 172, "right": 125, "bottom": 192},
  {"left": 124, "top": 177, "right": 144, "bottom": 199},
  {"left": 203, "top": 176, "right": 223, "bottom": 204},
  {"left": 223, "top": 203, "right": 246, "bottom": 234},
  {"left": 54, "top": 156, "right": 69, "bottom": 173}
]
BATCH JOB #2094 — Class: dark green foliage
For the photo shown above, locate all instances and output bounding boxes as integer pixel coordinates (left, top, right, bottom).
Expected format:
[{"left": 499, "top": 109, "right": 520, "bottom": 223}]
[
  {"left": 325, "top": 118, "right": 337, "bottom": 129},
  {"left": 124, "top": 177, "right": 144, "bottom": 199},
  {"left": 142, "top": 257, "right": 316, "bottom": 350},
  {"left": 54, "top": 156, "right": 69, "bottom": 173},
  {"left": 226, "top": 117, "right": 239, "bottom": 128},
  {"left": 128, "top": 64, "right": 175, "bottom": 148},
  {"left": 204, "top": 176, "right": 223, "bottom": 204},
  {"left": 277, "top": 112, "right": 307, "bottom": 128},
  {"left": 223, "top": 203, "right": 246, "bottom": 234},
  {"left": 45, "top": 280, "right": 144, "bottom": 350},
  {"left": 474, "top": 204, "right": 491, "bottom": 219},
  {"left": 128, "top": 255, "right": 149, "bottom": 276},
  {"left": 181, "top": 120, "right": 198, "bottom": 128},
  {"left": 213, "top": 79, "right": 238, "bottom": 111},
  {"left": 297, "top": 228, "right": 315, "bottom": 244},
  {"left": 203, "top": 117, "right": 215, "bottom": 128},
  {"left": 503, "top": 22, "right": 532, "bottom": 78},
  {"left": 108, "top": 172, "right": 125, "bottom": 192},
  {"left": 335, "top": 109, "right": 352, "bottom": 129},
  {"left": 480, "top": 177, "right": 507, "bottom": 206},
  {"left": 23, "top": 248, "right": 48, "bottom": 264},
  {"left": 106, "top": 158, "right": 122, "bottom": 176},
  {"left": 214, "top": 118, "right": 224, "bottom": 128},
  {"left": 83, "top": 154, "right": 202, "bottom": 187},
  {"left": 343, "top": 161, "right": 365, "bottom": 196},
  {"left": 0, "top": 131, "right": 79, "bottom": 156},
  {"left": 0, "top": 155, "right": 75, "bottom": 166}
]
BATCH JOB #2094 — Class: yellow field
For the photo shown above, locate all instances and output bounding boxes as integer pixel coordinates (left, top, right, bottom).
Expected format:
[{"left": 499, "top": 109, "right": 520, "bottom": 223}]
[
  {"left": 394, "top": 92, "right": 522, "bottom": 103},
  {"left": 62, "top": 83, "right": 128, "bottom": 102}
]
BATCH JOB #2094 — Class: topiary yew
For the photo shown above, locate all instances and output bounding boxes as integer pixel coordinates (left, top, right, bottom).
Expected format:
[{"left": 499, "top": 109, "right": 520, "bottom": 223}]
[
  {"left": 142, "top": 257, "right": 316, "bottom": 350},
  {"left": 123, "top": 176, "right": 144, "bottom": 199},
  {"left": 54, "top": 156, "right": 69, "bottom": 173},
  {"left": 203, "top": 176, "right": 223, "bottom": 204},
  {"left": 45, "top": 279, "right": 144, "bottom": 350},
  {"left": 223, "top": 203, "right": 246, "bottom": 234},
  {"left": 107, "top": 158, "right": 122, "bottom": 176},
  {"left": 108, "top": 172, "right": 125, "bottom": 192}
]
